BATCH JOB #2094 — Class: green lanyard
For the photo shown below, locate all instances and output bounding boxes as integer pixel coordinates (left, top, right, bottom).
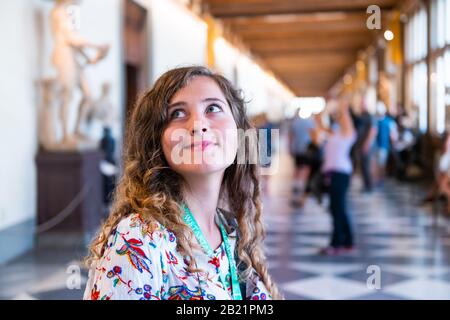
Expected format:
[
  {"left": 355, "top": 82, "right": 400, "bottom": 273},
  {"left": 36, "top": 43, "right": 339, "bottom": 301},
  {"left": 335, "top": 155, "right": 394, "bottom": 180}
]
[{"left": 182, "top": 204, "right": 243, "bottom": 300}]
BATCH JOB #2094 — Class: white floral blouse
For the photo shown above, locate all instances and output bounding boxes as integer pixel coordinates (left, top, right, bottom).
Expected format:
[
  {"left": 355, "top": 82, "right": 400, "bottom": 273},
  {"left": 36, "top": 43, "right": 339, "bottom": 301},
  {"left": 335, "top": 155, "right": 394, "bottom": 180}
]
[{"left": 83, "top": 211, "right": 271, "bottom": 300}]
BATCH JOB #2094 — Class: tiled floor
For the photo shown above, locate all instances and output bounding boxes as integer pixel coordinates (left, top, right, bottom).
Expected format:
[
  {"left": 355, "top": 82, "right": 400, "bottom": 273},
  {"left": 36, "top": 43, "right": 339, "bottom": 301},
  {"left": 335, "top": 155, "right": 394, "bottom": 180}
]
[
  {"left": 0, "top": 233, "right": 89, "bottom": 300},
  {"left": 263, "top": 153, "right": 450, "bottom": 300},
  {"left": 1, "top": 151, "right": 450, "bottom": 300}
]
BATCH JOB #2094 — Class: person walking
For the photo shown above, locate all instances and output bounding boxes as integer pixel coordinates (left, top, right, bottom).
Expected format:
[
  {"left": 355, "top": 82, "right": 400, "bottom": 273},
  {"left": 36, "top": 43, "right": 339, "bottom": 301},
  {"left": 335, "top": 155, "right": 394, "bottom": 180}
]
[
  {"left": 319, "top": 100, "right": 357, "bottom": 255},
  {"left": 288, "top": 108, "right": 315, "bottom": 201}
]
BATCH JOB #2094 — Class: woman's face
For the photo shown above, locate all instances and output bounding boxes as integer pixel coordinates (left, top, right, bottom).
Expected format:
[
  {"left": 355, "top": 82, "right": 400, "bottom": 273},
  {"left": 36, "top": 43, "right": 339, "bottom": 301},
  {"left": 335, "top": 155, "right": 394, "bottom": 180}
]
[{"left": 162, "top": 76, "right": 238, "bottom": 177}]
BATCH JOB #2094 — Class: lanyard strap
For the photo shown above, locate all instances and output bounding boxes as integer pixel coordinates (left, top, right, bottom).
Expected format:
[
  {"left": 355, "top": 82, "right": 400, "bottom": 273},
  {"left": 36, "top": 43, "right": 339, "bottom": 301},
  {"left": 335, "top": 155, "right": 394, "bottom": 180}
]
[{"left": 182, "top": 204, "right": 243, "bottom": 300}]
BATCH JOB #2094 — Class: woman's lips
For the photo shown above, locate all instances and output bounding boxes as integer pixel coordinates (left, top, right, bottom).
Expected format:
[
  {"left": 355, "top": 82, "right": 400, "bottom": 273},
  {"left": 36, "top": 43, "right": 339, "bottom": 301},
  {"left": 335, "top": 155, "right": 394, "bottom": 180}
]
[{"left": 189, "top": 141, "right": 217, "bottom": 151}]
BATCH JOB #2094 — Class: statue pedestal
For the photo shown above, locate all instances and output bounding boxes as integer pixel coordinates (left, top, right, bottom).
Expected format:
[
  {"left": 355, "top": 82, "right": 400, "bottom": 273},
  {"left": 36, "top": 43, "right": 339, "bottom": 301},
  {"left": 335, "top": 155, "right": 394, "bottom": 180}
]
[{"left": 36, "top": 150, "right": 106, "bottom": 239}]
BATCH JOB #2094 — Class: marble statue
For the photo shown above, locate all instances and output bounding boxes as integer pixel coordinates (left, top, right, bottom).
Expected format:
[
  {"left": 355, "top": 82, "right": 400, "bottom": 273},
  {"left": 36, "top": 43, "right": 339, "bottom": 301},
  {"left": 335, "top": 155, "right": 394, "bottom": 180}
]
[
  {"left": 43, "top": 0, "right": 110, "bottom": 150},
  {"left": 87, "top": 82, "right": 117, "bottom": 129}
]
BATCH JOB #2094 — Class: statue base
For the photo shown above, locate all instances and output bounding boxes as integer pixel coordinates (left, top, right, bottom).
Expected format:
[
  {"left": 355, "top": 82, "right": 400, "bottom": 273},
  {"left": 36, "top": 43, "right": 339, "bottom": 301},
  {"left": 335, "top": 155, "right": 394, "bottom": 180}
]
[
  {"left": 42, "top": 134, "right": 99, "bottom": 152},
  {"left": 35, "top": 150, "right": 107, "bottom": 238}
]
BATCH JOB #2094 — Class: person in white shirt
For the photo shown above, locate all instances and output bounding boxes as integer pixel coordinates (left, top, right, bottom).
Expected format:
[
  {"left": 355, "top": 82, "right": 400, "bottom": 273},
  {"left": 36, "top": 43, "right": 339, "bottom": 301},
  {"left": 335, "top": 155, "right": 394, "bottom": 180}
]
[{"left": 320, "top": 100, "right": 357, "bottom": 256}]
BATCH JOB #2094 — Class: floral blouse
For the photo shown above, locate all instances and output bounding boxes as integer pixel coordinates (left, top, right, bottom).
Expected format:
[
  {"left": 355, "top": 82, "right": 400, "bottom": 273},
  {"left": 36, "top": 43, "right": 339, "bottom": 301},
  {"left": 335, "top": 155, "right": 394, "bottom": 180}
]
[{"left": 83, "top": 211, "right": 271, "bottom": 300}]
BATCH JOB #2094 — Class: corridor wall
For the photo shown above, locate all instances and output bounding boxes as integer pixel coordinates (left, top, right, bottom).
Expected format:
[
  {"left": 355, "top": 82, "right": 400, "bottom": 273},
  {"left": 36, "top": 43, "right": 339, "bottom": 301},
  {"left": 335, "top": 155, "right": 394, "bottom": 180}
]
[{"left": 136, "top": 0, "right": 207, "bottom": 83}]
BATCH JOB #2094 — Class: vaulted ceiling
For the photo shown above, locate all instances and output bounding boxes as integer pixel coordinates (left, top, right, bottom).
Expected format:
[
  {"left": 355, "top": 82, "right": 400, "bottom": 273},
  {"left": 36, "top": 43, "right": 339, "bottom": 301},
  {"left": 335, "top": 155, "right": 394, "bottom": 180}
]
[{"left": 202, "top": 0, "right": 403, "bottom": 97}]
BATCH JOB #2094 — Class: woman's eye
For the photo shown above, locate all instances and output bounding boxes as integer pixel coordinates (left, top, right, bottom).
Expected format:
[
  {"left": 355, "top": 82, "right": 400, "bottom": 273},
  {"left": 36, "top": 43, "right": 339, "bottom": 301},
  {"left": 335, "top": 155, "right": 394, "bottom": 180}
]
[
  {"left": 170, "top": 109, "right": 186, "bottom": 119},
  {"left": 206, "top": 104, "right": 223, "bottom": 113}
]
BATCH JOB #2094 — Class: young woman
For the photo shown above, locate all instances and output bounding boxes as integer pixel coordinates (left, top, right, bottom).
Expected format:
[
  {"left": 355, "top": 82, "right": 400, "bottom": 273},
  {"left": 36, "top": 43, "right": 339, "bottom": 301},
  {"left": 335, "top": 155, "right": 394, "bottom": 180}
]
[
  {"left": 83, "top": 66, "right": 280, "bottom": 300},
  {"left": 320, "top": 100, "right": 357, "bottom": 255}
]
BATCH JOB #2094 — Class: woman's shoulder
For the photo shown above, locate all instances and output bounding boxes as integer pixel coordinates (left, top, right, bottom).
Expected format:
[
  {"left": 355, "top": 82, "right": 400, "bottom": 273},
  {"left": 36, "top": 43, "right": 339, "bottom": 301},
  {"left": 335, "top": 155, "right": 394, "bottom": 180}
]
[
  {"left": 85, "top": 214, "right": 174, "bottom": 300},
  {"left": 113, "top": 213, "right": 177, "bottom": 249},
  {"left": 245, "top": 270, "right": 273, "bottom": 300}
]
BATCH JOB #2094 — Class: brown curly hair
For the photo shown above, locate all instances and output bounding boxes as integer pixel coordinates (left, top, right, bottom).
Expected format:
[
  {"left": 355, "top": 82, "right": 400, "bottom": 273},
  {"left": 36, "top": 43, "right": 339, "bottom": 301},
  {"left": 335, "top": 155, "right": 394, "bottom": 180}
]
[{"left": 85, "top": 65, "right": 281, "bottom": 299}]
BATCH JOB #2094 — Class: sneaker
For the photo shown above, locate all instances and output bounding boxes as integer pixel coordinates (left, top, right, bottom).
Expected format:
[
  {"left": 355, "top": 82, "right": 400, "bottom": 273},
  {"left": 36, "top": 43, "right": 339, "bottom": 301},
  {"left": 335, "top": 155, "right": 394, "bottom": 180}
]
[
  {"left": 340, "top": 246, "right": 356, "bottom": 254},
  {"left": 318, "top": 247, "right": 341, "bottom": 256}
]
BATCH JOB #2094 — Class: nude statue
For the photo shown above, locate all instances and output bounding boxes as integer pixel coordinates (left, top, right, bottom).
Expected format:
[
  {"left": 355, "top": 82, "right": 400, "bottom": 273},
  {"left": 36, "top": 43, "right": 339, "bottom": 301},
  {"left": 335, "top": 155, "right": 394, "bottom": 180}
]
[
  {"left": 88, "top": 82, "right": 117, "bottom": 129},
  {"left": 50, "top": 0, "right": 109, "bottom": 149}
]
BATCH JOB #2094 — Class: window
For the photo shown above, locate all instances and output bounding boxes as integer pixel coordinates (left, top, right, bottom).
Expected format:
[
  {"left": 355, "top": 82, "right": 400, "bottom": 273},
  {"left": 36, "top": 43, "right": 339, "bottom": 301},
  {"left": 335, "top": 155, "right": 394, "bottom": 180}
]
[
  {"left": 446, "top": 0, "right": 450, "bottom": 44},
  {"left": 435, "top": 50, "right": 450, "bottom": 133},
  {"left": 430, "top": 0, "right": 450, "bottom": 133},
  {"left": 413, "top": 62, "right": 428, "bottom": 132},
  {"left": 405, "top": 8, "right": 427, "bottom": 63},
  {"left": 431, "top": 0, "right": 445, "bottom": 49},
  {"left": 405, "top": 7, "right": 429, "bottom": 132}
]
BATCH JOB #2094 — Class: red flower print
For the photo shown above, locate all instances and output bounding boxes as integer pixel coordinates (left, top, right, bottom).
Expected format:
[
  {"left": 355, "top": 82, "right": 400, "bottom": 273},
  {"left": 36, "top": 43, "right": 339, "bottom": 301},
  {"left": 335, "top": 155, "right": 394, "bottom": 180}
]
[
  {"left": 113, "top": 266, "right": 122, "bottom": 274},
  {"left": 208, "top": 256, "right": 220, "bottom": 269},
  {"left": 91, "top": 285, "right": 100, "bottom": 300},
  {"left": 116, "top": 236, "right": 153, "bottom": 276}
]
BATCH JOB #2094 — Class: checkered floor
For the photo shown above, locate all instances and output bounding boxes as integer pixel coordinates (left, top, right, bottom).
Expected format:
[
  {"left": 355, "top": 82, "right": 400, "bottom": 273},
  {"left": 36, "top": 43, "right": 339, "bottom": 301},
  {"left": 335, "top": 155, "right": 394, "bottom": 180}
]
[
  {"left": 263, "top": 155, "right": 450, "bottom": 300},
  {"left": 1, "top": 153, "right": 450, "bottom": 300}
]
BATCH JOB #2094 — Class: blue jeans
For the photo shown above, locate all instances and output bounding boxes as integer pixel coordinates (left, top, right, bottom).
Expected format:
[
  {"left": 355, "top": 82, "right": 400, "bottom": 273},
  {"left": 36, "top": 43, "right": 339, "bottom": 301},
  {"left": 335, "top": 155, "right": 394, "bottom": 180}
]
[
  {"left": 360, "top": 149, "right": 373, "bottom": 191},
  {"left": 328, "top": 172, "right": 353, "bottom": 248}
]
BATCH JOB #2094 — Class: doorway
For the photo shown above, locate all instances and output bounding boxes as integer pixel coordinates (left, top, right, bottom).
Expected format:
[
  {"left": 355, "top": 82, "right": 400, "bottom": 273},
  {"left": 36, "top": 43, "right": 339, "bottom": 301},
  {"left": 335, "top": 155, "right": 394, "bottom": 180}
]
[{"left": 123, "top": 0, "right": 148, "bottom": 125}]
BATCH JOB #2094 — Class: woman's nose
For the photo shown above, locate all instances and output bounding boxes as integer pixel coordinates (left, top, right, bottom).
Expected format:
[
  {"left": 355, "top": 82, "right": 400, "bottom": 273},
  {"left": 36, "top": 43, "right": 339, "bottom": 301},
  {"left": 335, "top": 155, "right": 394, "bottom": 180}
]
[
  {"left": 188, "top": 113, "right": 208, "bottom": 135},
  {"left": 190, "top": 125, "right": 208, "bottom": 135}
]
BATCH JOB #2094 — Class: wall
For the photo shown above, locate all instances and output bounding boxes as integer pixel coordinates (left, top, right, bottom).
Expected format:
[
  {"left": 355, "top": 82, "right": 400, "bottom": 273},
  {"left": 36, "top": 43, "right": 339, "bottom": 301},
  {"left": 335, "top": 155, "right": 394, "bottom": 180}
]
[
  {"left": 214, "top": 37, "right": 293, "bottom": 119},
  {"left": 0, "top": 0, "right": 40, "bottom": 233},
  {"left": 145, "top": 0, "right": 208, "bottom": 82}
]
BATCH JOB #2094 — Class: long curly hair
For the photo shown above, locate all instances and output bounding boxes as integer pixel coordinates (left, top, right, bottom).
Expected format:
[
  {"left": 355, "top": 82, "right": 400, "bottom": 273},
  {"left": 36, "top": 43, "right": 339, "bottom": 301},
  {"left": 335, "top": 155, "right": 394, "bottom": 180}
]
[{"left": 85, "top": 65, "right": 281, "bottom": 299}]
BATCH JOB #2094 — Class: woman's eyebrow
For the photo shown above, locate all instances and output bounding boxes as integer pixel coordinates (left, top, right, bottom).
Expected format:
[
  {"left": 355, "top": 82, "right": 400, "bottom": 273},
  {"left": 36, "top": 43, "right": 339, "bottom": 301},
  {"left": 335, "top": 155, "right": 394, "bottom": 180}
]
[
  {"left": 202, "top": 97, "right": 226, "bottom": 104},
  {"left": 168, "top": 98, "right": 226, "bottom": 109},
  {"left": 168, "top": 101, "right": 187, "bottom": 109}
]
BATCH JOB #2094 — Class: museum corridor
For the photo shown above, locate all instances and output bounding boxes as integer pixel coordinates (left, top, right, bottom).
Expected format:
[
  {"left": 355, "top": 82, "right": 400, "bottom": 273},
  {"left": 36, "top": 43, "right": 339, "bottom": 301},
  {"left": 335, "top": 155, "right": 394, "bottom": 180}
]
[{"left": 1, "top": 0, "right": 449, "bottom": 301}]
